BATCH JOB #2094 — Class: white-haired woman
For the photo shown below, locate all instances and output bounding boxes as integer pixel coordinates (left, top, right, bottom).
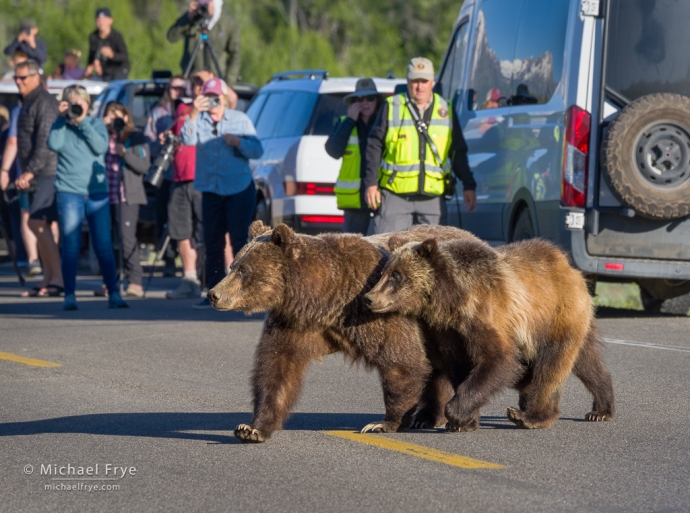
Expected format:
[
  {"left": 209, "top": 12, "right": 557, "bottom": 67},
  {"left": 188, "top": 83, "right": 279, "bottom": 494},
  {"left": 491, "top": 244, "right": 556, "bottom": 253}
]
[{"left": 47, "top": 85, "right": 127, "bottom": 310}]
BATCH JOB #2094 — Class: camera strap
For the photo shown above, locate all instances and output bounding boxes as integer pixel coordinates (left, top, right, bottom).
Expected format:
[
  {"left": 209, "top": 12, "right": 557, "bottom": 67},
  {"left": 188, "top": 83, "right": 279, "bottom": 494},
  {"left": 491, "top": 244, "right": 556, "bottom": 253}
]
[{"left": 404, "top": 93, "right": 450, "bottom": 173}]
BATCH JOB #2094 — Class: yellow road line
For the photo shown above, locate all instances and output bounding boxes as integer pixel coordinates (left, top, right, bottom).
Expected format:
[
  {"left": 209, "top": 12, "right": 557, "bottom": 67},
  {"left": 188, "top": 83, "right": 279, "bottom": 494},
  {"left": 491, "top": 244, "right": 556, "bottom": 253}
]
[
  {"left": 0, "top": 352, "right": 61, "bottom": 367},
  {"left": 323, "top": 430, "right": 503, "bottom": 469}
]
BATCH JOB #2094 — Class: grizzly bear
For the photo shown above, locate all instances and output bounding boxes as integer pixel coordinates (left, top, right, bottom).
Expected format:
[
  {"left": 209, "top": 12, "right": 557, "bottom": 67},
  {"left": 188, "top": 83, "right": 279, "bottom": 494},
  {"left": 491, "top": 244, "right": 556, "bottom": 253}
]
[
  {"left": 364, "top": 237, "right": 615, "bottom": 431},
  {"left": 208, "top": 221, "right": 478, "bottom": 442}
]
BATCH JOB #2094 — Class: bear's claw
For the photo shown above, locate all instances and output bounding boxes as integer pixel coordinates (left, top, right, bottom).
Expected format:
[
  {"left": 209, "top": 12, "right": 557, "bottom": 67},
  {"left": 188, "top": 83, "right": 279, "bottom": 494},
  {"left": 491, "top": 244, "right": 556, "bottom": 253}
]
[
  {"left": 234, "top": 424, "right": 265, "bottom": 443},
  {"left": 585, "top": 411, "right": 612, "bottom": 422},
  {"left": 360, "top": 421, "right": 398, "bottom": 433}
]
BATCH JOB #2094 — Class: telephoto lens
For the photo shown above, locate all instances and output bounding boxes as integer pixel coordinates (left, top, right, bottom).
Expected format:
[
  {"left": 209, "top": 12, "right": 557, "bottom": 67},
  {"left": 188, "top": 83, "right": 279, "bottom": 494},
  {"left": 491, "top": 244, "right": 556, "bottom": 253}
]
[
  {"left": 145, "top": 134, "right": 180, "bottom": 188},
  {"left": 65, "top": 103, "right": 84, "bottom": 121}
]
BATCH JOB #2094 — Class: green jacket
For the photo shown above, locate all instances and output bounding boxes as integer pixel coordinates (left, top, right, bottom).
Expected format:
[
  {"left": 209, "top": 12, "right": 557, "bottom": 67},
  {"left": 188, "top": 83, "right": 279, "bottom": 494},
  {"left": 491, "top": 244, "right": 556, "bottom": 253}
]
[{"left": 166, "top": 11, "right": 241, "bottom": 86}]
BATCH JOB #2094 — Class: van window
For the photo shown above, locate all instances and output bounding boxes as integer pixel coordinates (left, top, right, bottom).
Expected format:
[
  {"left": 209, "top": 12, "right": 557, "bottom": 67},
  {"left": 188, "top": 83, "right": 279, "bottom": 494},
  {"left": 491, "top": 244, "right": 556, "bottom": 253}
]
[
  {"left": 468, "top": 0, "right": 522, "bottom": 111},
  {"left": 606, "top": 0, "right": 690, "bottom": 101},
  {"left": 438, "top": 22, "right": 470, "bottom": 104},
  {"left": 510, "top": 0, "right": 569, "bottom": 106}
]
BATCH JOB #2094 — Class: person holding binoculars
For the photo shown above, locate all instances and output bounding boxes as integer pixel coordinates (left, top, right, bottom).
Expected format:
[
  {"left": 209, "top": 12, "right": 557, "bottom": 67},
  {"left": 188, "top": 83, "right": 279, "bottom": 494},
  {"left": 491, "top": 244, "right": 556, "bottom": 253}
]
[{"left": 47, "top": 85, "right": 127, "bottom": 310}]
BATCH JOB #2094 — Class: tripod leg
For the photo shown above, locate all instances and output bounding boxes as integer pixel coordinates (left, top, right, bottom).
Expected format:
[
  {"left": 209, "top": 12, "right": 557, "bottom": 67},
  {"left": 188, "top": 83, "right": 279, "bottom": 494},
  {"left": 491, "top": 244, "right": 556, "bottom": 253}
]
[
  {"left": 143, "top": 228, "right": 171, "bottom": 298},
  {"left": 183, "top": 37, "right": 204, "bottom": 79},
  {"left": 204, "top": 41, "right": 223, "bottom": 81}
]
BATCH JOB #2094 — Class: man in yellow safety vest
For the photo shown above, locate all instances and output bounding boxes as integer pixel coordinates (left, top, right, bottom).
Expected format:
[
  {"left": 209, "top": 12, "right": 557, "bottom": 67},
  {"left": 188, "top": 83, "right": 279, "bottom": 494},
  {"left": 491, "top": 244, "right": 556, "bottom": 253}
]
[
  {"left": 365, "top": 57, "right": 476, "bottom": 233},
  {"left": 325, "top": 78, "right": 382, "bottom": 234}
]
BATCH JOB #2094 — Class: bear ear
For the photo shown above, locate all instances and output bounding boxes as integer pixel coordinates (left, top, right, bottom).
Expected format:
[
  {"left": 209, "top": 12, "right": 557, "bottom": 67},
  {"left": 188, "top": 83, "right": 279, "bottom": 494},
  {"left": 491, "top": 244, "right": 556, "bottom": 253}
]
[
  {"left": 388, "top": 235, "right": 405, "bottom": 251},
  {"left": 249, "top": 220, "right": 271, "bottom": 240},
  {"left": 271, "top": 224, "right": 297, "bottom": 253},
  {"left": 417, "top": 239, "right": 438, "bottom": 259}
]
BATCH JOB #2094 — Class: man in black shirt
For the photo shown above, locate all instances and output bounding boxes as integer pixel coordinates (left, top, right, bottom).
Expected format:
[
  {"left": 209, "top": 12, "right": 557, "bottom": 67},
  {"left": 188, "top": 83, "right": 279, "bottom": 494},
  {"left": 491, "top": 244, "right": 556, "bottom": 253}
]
[{"left": 85, "top": 8, "right": 130, "bottom": 81}]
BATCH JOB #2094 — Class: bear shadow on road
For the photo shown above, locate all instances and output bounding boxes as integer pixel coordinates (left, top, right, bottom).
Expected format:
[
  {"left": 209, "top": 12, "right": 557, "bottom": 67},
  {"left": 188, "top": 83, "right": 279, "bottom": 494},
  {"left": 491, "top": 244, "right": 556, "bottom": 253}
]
[
  {"left": 0, "top": 412, "right": 585, "bottom": 443},
  {"left": 0, "top": 412, "right": 387, "bottom": 444}
]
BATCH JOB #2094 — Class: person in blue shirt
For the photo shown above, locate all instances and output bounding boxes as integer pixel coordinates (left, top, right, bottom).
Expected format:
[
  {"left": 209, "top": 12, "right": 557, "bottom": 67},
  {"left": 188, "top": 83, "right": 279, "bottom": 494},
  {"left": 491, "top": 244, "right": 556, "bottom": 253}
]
[
  {"left": 181, "top": 78, "right": 263, "bottom": 309},
  {"left": 47, "top": 85, "right": 128, "bottom": 310}
]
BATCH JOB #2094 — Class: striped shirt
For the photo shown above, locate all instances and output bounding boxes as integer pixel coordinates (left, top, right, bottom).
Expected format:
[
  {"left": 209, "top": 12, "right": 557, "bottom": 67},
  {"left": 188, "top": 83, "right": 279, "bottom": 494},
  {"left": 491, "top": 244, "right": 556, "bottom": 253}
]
[{"left": 106, "top": 136, "right": 126, "bottom": 204}]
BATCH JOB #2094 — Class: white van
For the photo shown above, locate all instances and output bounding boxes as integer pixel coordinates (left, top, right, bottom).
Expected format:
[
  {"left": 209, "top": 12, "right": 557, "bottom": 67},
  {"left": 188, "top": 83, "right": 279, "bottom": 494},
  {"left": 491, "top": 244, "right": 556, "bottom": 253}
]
[{"left": 437, "top": 0, "right": 690, "bottom": 313}]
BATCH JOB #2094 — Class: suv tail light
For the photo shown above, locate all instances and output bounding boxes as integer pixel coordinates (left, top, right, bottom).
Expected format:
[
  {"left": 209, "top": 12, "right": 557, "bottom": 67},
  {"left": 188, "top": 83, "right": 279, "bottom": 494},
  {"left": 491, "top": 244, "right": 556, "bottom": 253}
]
[
  {"left": 293, "top": 182, "right": 335, "bottom": 195},
  {"left": 300, "top": 215, "right": 344, "bottom": 224},
  {"left": 561, "top": 105, "right": 591, "bottom": 208}
]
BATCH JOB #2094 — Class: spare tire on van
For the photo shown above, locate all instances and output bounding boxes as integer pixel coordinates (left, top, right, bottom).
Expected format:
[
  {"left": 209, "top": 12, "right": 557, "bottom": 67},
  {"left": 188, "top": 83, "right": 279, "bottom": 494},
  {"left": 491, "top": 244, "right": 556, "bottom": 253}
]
[{"left": 601, "top": 93, "right": 690, "bottom": 219}]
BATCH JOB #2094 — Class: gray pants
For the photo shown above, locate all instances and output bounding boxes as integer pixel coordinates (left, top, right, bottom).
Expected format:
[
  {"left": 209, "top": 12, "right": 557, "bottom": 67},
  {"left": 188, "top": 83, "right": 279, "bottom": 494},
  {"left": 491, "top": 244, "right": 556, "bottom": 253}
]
[
  {"left": 343, "top": 209, "right": 372, "bottom": 235},
  {"left": 372, "top": 190, "right": 446, "bottom": 234}
]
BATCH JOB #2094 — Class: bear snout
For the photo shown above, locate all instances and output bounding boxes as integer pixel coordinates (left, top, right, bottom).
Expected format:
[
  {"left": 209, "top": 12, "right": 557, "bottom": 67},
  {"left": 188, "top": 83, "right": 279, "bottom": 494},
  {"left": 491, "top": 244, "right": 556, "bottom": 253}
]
[
  {"left": 208, "top": 288, "right": 224, "bottom": 309},
  {"left": 364, "top": 291, "right": 391, "bottom": 313}
]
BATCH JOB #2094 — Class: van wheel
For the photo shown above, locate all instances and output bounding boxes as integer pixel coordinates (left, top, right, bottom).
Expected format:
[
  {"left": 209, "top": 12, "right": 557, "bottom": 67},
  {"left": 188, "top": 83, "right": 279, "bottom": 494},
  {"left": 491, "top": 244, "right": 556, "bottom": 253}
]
[
  {"left": 511, "top": 208, "right": 534, "bottom": 241},
  {"left": 602, "top": 93, "right": 690, "bottom": 219},
  {"left": 640, "top": 287, "right": 690, "bottom": 315}
]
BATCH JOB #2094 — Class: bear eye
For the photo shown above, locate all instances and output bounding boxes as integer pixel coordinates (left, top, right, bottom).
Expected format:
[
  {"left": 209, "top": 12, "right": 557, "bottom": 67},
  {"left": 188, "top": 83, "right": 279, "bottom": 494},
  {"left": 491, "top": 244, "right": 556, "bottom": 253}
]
[
  {"left": 390, "top": 270, "right": 402, "bottom": 285},
  {"left": 236, "top": 265, "right": 248, "bottom": 277}
]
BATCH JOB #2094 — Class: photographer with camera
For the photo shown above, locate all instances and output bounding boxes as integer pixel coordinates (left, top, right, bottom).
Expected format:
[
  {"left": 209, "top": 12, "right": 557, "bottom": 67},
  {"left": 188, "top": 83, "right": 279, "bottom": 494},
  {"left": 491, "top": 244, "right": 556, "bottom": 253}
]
[
  {"left": 102, "top": 102, "right": 150, "bottom": 298},
  {"left": 3, "top": 18, "right": 47, "bottom": 66},
  {"left": 85, "top": 8, "right": 130, "bottom": 81},
  {"left": 166, "top": 0, "right": 241, "bottom": 86},
  {"left": 47, "top": 86, "right": 127, "bottom": 310},
  {"left": 181, "top": 78, "right": 262, "bottom": 308}
]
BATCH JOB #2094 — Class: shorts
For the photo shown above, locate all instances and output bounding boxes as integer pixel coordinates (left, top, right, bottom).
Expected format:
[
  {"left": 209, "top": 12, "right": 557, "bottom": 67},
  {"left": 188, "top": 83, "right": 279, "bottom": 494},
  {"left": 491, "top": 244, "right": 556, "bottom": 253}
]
[
  {"left": 28, "top": 175, "right": 58, "bottom": 223},
  {"left": 168, "top": 180, "right": 202, "bottom": 242}
]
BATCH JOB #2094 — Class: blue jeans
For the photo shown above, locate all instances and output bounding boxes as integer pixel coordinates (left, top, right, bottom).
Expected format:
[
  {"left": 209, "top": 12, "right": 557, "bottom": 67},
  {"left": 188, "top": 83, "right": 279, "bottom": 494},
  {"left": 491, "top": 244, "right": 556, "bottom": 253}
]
[
  {"left": 56, "top": 192, "right": 119, "bottom": 297},
  {"left": 202, "top": 182, "right": 256, "bottom": 290}
]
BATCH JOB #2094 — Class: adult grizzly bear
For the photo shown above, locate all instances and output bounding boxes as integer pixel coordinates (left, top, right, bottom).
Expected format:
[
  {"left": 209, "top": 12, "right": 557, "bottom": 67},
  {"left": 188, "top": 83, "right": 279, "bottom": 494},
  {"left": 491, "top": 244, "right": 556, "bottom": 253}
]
[
  {"left": 208, "top": 221, "right": 476, "bottom": 442},
  {"left": 364, "top": 237, "right": 615, "bottom": 431}
]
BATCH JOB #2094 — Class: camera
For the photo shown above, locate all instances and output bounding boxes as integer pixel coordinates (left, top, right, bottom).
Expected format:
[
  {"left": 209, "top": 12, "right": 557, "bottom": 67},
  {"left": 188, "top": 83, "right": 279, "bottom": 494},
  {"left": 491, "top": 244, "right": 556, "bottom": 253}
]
[
  {"left": 65, "top": 103, "right": 84, "bottom": 121},
  {"left": 206, "top": 95, "right": 221, "bottom": 108},
  {"left": 197, "top": 3, "right": 210, "bottom": 18},
  {"left": 145, "top": 133, "right": 180, "bottom": 188},
  {"left": 111, "top": 117, "right": 126, "bottom": 133}
]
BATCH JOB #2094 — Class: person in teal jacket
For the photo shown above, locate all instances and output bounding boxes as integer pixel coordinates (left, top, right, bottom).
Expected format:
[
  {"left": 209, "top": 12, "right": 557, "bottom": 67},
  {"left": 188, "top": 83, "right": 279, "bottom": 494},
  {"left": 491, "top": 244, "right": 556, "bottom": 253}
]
[{"left": 47, "top": 85, "right": 127, "bottom": 310}]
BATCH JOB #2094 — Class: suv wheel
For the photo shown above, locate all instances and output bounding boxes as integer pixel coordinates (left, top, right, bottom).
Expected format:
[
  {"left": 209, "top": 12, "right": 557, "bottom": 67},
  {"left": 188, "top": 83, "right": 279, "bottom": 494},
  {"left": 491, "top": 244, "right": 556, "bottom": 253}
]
[
  {"left": 602, "top": 93, "right": 690, "bottom": 219},
  {"left": 511, "top": 208, "right": 534, "bottom": 241}
]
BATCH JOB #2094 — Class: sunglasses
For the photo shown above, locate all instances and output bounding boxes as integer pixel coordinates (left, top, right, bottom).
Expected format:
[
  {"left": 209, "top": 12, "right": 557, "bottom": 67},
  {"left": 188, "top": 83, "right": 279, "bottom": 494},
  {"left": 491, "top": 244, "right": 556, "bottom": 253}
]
[
  {"left": 14, "top": 74, "right": 36, "bottom": 82},
  {"left": 170, "top": 86, "right": 186, "bottom": 92},
  {"left": 352, "top": 95, "right": 377, "bottom": 103}
]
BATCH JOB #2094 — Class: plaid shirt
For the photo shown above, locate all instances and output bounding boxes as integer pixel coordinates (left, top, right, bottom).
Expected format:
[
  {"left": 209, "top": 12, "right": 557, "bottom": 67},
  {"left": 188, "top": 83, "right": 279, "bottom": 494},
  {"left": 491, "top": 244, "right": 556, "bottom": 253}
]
[{"left": 106, "top": 136, "right": 126, "bottom": 204}]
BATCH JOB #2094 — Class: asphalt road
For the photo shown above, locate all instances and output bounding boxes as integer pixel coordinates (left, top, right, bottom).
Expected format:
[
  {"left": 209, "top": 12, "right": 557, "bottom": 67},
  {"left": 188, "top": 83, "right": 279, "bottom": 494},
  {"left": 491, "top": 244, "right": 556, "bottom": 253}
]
[{"left": 0, "top": 267, "right": 689, "bottom": 513}]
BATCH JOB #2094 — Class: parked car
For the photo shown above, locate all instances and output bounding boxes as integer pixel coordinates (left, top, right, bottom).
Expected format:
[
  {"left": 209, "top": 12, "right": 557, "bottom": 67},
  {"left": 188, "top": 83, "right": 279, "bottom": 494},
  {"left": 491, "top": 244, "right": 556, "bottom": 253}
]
[
  {"left": 0, "top": 79, "right": 108, "bottom": 110},
  {"left": 435, "top": 0, "right": 690, "bottom": 314},
  {"left": 246, "top": 70, "right": 405, "bottom": 234}
]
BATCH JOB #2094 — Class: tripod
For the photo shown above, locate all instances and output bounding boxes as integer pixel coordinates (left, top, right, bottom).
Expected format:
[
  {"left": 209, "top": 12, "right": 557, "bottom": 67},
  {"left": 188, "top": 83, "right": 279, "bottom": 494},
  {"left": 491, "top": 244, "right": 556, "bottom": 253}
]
[
  {"left": 183, "top": 21, "right": 223, "bottom": 79},
  {"left": 0, "top": 191, "right": 25, "bottom": 287}
]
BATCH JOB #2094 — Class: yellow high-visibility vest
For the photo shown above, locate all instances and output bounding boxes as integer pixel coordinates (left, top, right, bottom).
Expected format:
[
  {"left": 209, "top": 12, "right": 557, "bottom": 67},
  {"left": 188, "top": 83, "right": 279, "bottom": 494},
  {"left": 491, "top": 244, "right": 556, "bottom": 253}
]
[
  {"left": 334, "top": 117, "right": 362, "bottom": 209},
  {"left": 379, "top": 93, "right": 452, "bottom": 196}
]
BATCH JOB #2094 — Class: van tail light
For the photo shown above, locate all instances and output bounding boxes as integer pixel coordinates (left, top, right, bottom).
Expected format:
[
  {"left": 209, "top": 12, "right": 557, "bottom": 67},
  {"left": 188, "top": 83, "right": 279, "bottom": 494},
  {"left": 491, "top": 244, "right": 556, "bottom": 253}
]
[
  {"left": 561, "top": 105, "right": 591, "bottom": 208},
  {"left": 293, "top": 182, "right": 335, "bottom": 195}
]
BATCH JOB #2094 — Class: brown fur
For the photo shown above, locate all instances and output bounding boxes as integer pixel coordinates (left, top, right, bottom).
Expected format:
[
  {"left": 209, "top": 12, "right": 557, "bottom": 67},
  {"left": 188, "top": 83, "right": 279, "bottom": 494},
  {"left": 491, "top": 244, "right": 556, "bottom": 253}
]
[
  {"left": 365, "top": 237, "right": 615, "bottom": 431},
  {"left": 208, "top": 221, "right": 478, "bottom": 442}
]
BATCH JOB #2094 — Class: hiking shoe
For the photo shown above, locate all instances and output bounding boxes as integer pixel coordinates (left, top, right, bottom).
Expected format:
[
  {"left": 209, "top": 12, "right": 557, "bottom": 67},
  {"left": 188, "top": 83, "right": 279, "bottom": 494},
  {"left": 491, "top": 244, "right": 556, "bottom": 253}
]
[
  {"left": 125, "top": 284, "right": 144, "bottom": 298},
  {"left": 63, "top": 294, "right": 78, "bottom": 311},
  {"left": 192, "top": 297, "right": 212, "bottom": 310},
  {"left": 166, "top": 278, "right": 202, "bottom": 299},
  {"left": 108, "top": 291, "right": 129, "bottom": 309},
  {"left": 93, "top": 284, "right": 108, "bottom": 297},
  {"left": 26, "top": 259, "right": 42, "bottom": 277}
]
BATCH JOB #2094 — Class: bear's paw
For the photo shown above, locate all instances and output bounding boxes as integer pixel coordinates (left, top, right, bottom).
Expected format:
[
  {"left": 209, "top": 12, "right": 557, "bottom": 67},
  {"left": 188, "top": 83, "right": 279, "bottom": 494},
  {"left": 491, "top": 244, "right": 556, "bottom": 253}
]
[
  {"left": 360, "top": 421, "right": 400, "bottom": 433},
  {"left": 584, "top": 411, "right": 613, "bottom": 422},
  {"left": 234, "top": 424, "right": 266, "bottom": 443}
]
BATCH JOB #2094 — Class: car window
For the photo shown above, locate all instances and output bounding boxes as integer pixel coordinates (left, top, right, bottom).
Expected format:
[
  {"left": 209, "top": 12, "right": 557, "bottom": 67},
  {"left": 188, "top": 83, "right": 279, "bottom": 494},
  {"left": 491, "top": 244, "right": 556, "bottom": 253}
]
[
  {"left": 308, "top": 94, "right": 348, "bottom": 136},
  {"left": 246, "top": 92, "right": 268, "bottom": 125},
  {"left": 274, "top": 91, "right": 318, "bottom": 138},
  {"left": 254, "top": 91, "right": 318, "bottom": 139},
  {"left": 510, "top": 0, "right": 569, "bottom": 106},
  {"left": 438, "top": 22, "right": 470, "bottom": 104},
  {"left": 468, "top": 0, "right": 523, "bottom": 111},
  {"left": 606, "top": 0, "right": 690, "bottom": 101}
]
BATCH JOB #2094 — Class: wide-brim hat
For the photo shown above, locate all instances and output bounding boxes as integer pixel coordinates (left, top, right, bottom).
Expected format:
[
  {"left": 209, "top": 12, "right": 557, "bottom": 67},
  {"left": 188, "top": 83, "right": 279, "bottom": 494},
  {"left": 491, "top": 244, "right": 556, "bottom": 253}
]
[{"left": 343, "top": 78, "right": 379, "bottom": 104}]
